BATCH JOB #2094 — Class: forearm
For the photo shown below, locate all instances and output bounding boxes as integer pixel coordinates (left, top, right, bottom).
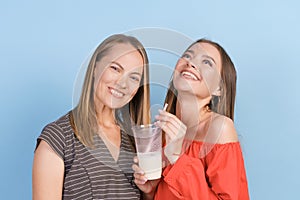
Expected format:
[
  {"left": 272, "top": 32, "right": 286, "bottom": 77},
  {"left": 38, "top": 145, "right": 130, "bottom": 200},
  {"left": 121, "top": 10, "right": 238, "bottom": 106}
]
[{"left": 142, "top": 191, "right": 155, "bottom": 200}]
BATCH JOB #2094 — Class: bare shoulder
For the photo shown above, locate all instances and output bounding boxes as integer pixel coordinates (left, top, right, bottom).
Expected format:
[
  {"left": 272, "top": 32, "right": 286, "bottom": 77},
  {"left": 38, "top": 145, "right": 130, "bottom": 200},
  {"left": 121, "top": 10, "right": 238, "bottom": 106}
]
[{"left": 211, "top": 113, "right": 238, "bottom": 144}]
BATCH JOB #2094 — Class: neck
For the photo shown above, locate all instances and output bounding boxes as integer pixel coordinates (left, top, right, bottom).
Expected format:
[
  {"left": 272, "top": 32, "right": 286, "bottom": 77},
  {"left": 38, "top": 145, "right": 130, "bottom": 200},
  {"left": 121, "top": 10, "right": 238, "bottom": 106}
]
[
  {"left": 94, "top": 101, "right": 117, "bottom": 128},
  {"left": 176, "top": 93, "right": 211, "bottom": 128}
]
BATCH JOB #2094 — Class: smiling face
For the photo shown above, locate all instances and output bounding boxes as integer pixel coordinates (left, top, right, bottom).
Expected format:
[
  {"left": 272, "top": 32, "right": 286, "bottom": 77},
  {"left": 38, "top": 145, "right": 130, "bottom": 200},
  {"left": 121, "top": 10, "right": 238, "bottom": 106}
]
[
  {"left": 93, "top": 43, "right": 144, "bottom": 109},
  {"left": 173, "top": 42, "right": 222, "bottom": 99}
]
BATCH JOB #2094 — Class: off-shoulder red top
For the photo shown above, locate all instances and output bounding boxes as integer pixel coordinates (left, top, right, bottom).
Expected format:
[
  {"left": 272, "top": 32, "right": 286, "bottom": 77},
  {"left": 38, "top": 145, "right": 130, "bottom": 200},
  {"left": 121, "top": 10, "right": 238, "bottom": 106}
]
[{"left": 155, "top": 141, "right": 249, "bottom": 200}]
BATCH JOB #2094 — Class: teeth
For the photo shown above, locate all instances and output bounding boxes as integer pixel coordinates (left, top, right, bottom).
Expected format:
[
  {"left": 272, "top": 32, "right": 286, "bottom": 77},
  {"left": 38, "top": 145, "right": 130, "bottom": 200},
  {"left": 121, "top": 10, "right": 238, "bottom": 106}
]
[
  {"left": 110, "top": 89, "right": 124, "bottom": 97},
  {"left": 181, "top": 71, "right": 198, "bottom": 80}
]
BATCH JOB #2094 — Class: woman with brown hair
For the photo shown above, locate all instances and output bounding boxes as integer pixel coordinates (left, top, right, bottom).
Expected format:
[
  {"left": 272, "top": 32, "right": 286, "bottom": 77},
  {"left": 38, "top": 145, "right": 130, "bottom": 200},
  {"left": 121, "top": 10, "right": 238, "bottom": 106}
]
[
  {"left": 33, "top": 34, "right": 150, "bottom": 199},
  {"left": 134, "top": 39, "right": 249, "bottom": 199}
]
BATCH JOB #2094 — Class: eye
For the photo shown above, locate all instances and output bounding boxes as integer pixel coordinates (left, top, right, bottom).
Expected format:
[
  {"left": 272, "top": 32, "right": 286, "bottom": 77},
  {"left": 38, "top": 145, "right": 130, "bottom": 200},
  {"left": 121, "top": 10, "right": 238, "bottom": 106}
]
[
  {"left": 182, "top": 53, "right": 191, "bottom": 59},
  {"left": 203, "top": 59, "right": 213, "bottom": 67},
  {"left": 130, "top": 75, "right": 140, "bottom": 82},
  {"left": 110, "top": 64, "right": 121, "bottom": 72}
]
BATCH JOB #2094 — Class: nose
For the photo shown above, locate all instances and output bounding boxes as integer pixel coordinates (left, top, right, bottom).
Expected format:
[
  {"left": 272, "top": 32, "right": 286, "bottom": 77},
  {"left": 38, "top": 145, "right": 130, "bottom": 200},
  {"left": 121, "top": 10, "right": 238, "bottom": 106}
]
[
  {"left": 185, "top": 60, "right": 197, "bottom": 70},
  {"left": 116, "top": 75, "right": 127, "bottom": 89}
]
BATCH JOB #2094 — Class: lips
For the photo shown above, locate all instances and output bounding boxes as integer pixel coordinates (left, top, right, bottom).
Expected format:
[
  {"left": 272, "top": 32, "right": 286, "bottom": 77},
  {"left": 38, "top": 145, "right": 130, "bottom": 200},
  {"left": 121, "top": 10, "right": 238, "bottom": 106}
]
[
  {"left": 109, "top": 87, "right": 125, "bottom": 98},
  {"left": 180, "top": 70, "right": 199, "bottom": 81}
]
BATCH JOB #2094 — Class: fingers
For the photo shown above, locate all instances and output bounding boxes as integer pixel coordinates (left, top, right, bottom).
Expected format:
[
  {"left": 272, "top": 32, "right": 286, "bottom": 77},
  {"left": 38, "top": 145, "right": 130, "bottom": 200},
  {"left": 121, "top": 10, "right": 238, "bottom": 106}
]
[
  {"left": 155, "top": 120, "right": 178, "bottom": 140},
  {"left": 133, "top": 156, "right": 138, "bottom": 164},
  {"left": 134, "top": 173, "right": 148, "bottom": 185},
  {"left": 132, "top": 164, "right": 147, "bottom": 184},
  {"left": 132, "top": 163, "right": 144, "bottom": 174},
  {"left": 156, "top": 110, "right": 183, "bottom": 127},
  {"left": 155, "top": 110, "right": 187, "bottom": 141}
]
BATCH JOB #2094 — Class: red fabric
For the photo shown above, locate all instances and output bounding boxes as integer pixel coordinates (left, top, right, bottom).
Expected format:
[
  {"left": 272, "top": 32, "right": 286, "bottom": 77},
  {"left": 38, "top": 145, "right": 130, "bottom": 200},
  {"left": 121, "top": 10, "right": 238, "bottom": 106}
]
[{"left": 155, "top": 141, "right": 249, "bottom": 200}]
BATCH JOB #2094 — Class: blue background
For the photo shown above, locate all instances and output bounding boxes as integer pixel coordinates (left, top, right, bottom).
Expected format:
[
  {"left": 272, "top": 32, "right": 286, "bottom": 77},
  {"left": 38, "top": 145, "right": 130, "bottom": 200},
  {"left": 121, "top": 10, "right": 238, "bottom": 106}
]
[{"left": 1, "top": 0, "right": 300, "bottom": 199}]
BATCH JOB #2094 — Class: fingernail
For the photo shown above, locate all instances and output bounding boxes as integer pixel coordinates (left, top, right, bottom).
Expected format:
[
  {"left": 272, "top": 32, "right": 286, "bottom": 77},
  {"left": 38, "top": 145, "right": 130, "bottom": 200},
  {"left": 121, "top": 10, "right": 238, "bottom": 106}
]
[
  {"left": 139, "top": 170, "right": 145, "bottom": 174},
  {"left": 154, "top": 121, "right": 160, "bottom": 126}
]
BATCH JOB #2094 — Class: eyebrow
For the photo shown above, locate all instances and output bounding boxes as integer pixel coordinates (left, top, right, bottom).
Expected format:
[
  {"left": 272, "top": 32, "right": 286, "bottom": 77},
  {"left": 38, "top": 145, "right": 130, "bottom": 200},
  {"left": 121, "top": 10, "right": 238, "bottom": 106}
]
[
  {"left": 112, "top": 61, "right": 142, "bottom": 76},
  {"left": 185, "top": 49, "right": 216, "bottom": 65},
  {"left": 131, "top": 72, "right": 143, "bottom": 76},
  {"left": 111, "top": 61, "right": 124, "bottom": 70},
  {"left": 185, "top": 49, "right": 194, "bottom": 55},
  {"left": 202, "top": 55, "right": 216, "bottom": 65}
]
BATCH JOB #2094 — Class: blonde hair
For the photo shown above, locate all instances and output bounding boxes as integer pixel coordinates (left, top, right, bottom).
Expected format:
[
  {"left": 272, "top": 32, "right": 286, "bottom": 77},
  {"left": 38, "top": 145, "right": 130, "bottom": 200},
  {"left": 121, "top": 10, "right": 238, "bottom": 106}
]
[{"left": 71, "top": 34, "right": 150, "bottom": 147}]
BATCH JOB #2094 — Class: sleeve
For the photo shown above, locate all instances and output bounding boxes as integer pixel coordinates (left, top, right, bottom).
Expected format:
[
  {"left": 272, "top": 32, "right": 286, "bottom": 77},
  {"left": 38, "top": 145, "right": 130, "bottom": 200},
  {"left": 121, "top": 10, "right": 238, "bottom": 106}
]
[
  {"left": 204, "top": 143, "right": 250, "bottom": 200},
  {"left": 161, "top": 143, "right": 249, "bottom": 200},
  {"left": 36, "top": 122, "right": 66, "bottom": 160},
  {"left": 162, "top": 154, "right": 218, "bottom": 199}
]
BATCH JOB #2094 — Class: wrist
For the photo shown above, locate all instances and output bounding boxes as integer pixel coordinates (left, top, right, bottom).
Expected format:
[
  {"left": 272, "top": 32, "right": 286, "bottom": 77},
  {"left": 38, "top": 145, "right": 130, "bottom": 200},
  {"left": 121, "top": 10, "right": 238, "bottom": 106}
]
[
  {"left": 164, "top": 147, "right": 180, "bottom": 164},
  {"left": 142, "top": 192, "right": 154, "bottom": 200},
  {"left": 167, "top": 154, "right": 180, "bottom": 164}
]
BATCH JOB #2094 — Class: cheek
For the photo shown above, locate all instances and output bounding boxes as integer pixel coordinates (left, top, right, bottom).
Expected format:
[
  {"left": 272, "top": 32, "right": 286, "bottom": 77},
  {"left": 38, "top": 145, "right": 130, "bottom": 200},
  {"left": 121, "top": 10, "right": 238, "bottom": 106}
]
[
  {"left": 172, "top": 66, "right": 183, "bottom": 84},
  {"left": 95, "top": 68, "right": 119, "bottom": 86},
  {"left": 175, "top": 59, "right": 185, "bottom": 71},
  {"left": 94, "top": 76, "right": 105, "bottom": 94},
  {"left": 128, "top": 83, "right": 140, "bottom": 97},
  {"left": 201, "top": 70, "right": 221, "bottom": 93}
]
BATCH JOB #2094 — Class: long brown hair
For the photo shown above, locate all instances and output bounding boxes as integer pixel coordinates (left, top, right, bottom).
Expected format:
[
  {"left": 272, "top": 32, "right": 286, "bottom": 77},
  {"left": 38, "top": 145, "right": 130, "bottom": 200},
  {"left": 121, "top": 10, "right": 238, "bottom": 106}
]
[
  {"left": 164, "top": 38, "right": 237, "bottom": 120},
  {"left": 71, "top": 34, "right": 150, "bottom": 147}
]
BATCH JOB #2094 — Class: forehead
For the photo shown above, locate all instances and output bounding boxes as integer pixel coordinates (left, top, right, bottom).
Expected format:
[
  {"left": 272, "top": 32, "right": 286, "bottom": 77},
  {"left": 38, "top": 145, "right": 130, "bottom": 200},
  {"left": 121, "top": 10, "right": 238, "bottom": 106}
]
[
  {"left": 189, "top": 42, "right": 221, "bottom": 69},
  {"left": 107, "top": 43, "right": 141, "bottom": 61},
  {"left": 103, "top": 43, "right": 144, "bottom": 70}
]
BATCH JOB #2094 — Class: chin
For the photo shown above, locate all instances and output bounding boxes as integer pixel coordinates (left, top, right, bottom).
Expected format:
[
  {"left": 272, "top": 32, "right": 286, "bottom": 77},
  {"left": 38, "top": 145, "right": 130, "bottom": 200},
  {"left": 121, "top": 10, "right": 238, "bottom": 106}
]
[
  {"left": 110, "top": 98, "right": 131, "bottom": 109},
  {"left": 173, "top": 78, "right": 194, "bottom": 92}
]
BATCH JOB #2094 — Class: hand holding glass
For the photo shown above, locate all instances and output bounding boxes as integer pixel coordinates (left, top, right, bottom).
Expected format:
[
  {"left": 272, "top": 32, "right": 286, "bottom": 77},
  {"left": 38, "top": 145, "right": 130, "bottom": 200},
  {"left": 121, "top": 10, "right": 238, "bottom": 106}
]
[{"left": 132, "top": 124, "right": 162, "bottom": 180}]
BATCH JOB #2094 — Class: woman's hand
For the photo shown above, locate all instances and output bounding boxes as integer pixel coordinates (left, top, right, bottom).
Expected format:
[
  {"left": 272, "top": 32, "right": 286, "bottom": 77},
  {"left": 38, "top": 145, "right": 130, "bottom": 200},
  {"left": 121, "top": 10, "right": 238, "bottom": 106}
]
[
  {"left": 132, "top": 157, "right": 160, "bottom": 200},
  {"left": 154, "top": 110, "right": 187, "bottom": 164}
]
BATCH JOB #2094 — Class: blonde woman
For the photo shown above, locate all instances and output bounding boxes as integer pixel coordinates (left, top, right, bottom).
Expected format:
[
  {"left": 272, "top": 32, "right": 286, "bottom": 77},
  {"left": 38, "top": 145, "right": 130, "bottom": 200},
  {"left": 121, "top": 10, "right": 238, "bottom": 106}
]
[{"left": 33, "top": 34, "right": 150, "bottom": 199}]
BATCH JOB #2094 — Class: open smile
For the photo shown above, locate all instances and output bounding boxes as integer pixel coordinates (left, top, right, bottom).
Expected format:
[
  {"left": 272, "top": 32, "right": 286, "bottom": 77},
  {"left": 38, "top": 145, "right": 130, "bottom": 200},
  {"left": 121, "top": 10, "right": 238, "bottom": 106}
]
[
  {"left": 109, "top": 87, "right": 125, "bottom": 98},
  {"left": 180, "top": 70, "right": 200, "bottom": 81}
]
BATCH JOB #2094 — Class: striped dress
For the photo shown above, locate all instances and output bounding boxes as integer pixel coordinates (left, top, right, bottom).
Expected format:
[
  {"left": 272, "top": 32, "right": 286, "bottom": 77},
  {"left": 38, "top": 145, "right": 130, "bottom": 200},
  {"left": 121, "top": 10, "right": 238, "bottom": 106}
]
[{"left": 37, "top": 112, "right": 141, "bottom": 200}]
